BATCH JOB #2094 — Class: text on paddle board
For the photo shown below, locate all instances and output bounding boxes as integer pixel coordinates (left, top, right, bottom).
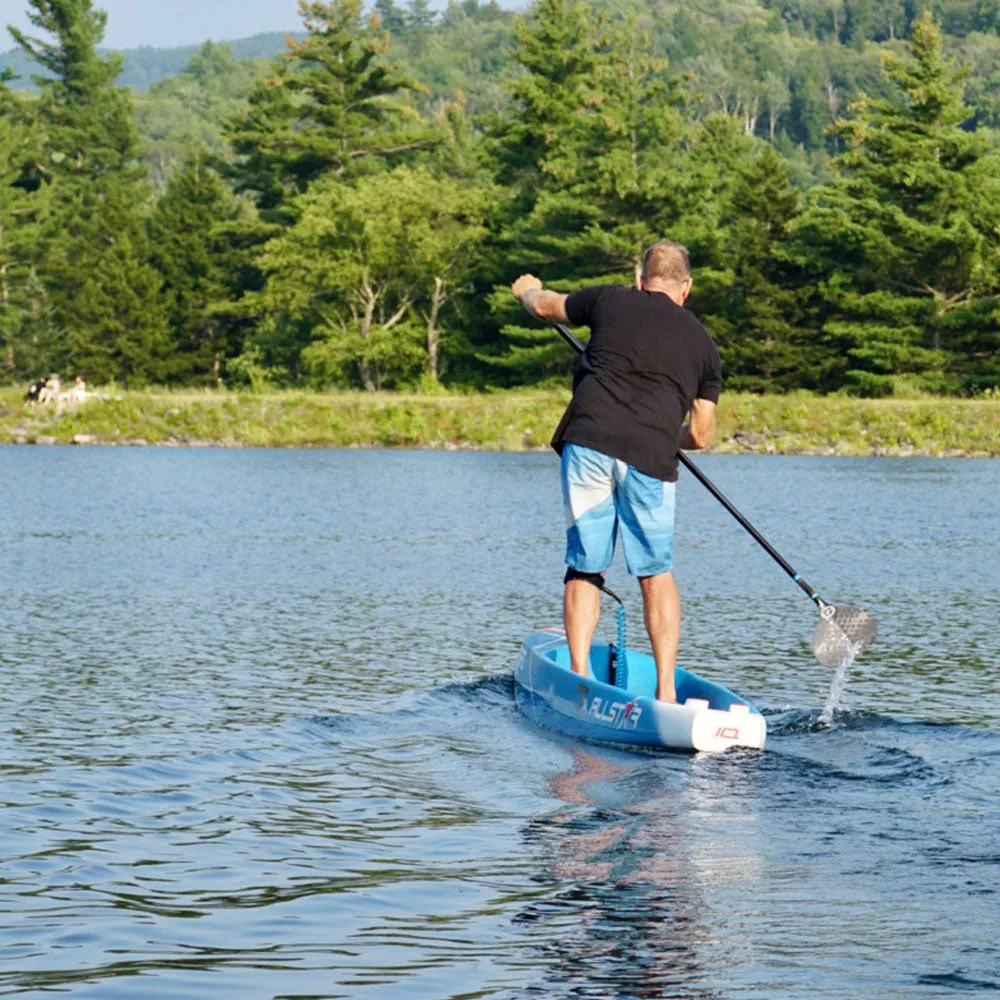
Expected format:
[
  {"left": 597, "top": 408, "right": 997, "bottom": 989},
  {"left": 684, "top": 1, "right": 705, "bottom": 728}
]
[{"left": 576, "top": 689, "right": 643, "bottom": 728}]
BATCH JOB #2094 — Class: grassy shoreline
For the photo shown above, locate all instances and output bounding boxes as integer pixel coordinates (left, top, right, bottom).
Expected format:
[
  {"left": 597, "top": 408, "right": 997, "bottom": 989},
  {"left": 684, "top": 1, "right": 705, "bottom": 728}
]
[{"left": 2, "top": 386, "right": 999, "bottom": 457}]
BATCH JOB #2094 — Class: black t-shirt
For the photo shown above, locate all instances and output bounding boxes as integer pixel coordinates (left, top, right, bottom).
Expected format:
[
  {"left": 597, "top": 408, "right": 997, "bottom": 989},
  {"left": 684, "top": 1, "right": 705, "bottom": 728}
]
[{"left": 551, "top": 284, "right": 722, "bottom": 482}]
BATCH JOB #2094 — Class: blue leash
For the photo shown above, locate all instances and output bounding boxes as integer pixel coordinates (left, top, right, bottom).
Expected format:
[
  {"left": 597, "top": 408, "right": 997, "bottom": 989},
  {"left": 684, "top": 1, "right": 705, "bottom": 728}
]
[
  {"left": 601, "top": 583, "right": 628, "bottom": 690},
  {"left": 615, "top": 600, "right": 628, "bottom": 690}
]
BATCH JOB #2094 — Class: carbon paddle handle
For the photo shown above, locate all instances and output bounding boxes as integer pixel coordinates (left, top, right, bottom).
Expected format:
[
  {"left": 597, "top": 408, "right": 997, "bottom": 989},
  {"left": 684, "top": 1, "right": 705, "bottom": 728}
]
[
  {"left": 554, "top": 321, "right": 587, "bottom": 353},
  {"left": 552, "top": 321, "right": 822, "bottom": 607},
  {"left": 675, "top": 452, "right": 822, "bottom": 606}
]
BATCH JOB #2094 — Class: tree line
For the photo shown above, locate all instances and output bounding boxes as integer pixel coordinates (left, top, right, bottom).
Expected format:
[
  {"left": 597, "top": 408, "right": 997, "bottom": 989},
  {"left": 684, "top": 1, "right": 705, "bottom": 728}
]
[
  {"left": 0, "top": 0, "right": 998, "bottom": 396},
  {"left": 0, "top": 30, "right": 304, "bottom": 93}
]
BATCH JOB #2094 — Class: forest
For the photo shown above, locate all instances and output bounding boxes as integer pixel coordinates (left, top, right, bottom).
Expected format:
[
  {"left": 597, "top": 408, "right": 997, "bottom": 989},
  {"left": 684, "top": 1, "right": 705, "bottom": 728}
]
[{"left": 1, "top": 0, "right": 998, "bottom": 397}]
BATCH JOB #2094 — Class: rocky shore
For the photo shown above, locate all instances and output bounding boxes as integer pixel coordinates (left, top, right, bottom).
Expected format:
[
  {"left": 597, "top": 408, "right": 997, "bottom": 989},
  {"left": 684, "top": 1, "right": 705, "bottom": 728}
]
[{"left": 2, "top": 388, "right": 998, "bottom": 458}]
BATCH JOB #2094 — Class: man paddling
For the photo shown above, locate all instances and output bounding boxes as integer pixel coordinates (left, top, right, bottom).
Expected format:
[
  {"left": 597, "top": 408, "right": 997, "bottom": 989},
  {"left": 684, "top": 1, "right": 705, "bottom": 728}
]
[{"left": 511, "top": 240, "right": 721, "bottom": 703}]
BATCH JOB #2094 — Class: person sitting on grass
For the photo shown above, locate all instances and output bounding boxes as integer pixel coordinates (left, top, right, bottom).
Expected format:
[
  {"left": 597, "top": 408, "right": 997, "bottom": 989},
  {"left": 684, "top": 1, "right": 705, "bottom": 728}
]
[
  {"left": 60, "top": 375, "right": 87, "bottom": 405},
  {"left": 37, "top": 375, "right": 60, "bottom": 406}
]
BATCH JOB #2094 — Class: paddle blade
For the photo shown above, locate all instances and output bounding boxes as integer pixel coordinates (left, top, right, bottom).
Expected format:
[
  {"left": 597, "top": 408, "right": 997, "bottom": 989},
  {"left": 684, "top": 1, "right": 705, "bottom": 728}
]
[{"left": 812, "top": 604, "right": 878, "bottom": 667}]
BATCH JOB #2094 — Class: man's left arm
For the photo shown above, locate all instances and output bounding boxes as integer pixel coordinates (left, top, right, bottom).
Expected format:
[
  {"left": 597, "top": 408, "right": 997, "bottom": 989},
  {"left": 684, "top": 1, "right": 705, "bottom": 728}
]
[
  {"left": 681, "top": 338, "right": 722, "bottom": 450},
  {"left": 511, "top": 274, "right": 570, "bottom": 325},
  {"left": 680, "top": 398, "right": 717, "bottom": 450}
]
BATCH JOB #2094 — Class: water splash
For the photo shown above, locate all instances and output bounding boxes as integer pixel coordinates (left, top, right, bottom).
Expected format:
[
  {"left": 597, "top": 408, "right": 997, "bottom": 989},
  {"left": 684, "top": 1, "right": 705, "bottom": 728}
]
[{"left": 818, "top": 642, "right": 860, "bottom": 725}]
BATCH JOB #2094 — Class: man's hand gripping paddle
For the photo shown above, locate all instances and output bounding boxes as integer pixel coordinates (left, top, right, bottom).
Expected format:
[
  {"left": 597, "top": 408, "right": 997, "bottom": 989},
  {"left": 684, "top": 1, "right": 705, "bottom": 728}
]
[{"left": 552, "top": 321, "right": 878, "bottom": 667}]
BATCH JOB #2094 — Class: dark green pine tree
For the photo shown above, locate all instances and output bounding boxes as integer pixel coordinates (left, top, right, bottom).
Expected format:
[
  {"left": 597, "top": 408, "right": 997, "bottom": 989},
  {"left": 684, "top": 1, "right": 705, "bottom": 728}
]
[
  {"left": 793, "top": 11, "right": 1000, "bottom": 394},
  {"left": 224, "top": 0, "right": 434, "bottom": 221},
  {"left": 68, "top": 197, "right": 172, "bottom": 386},
  {"left": 9, "top": 0, "right": 140, "bottom": 181},
  {"left": 544, "top": 15, "right": 694, "bottom": 274},
  {"left": 482, "top": 0, "right": 600, "bottom": 382},
  {"left": 8, "top": 271, "right": 67, "bottom": 380},
  {"left": 0, "top": 81, "right": 54, "bottom": 378},
  {"left": 697, "top": 146, "right": 823, "bottom": 392},
  {"left": 148, "top": 151, "right": 249, "bottom": 383},
  {"left": 284, "top": 0, "right": 433, "bottom": 173},
  {"left": 488, "top": 0, "right": 596, "bottom": 203},
  {"left": 220, "top": 61, "right": 298, "bottom": 223},
  {"left": 405, "top": 0, "right": 436, "bottom": 40},
  {"left": 9, "top": 0, "right": 171, "bottom": 386},
  {"left": 485, "top": 5, "right": 718, "bottom": 384},
  {"left": 374, "top": 0, "right": 407, "bottom": 36}
]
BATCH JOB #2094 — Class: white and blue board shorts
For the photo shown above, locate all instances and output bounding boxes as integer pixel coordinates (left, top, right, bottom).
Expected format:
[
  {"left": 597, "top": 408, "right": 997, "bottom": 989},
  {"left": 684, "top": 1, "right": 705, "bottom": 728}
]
[{"left": 561, "top": 443, "right": 676, "bottom": 578}]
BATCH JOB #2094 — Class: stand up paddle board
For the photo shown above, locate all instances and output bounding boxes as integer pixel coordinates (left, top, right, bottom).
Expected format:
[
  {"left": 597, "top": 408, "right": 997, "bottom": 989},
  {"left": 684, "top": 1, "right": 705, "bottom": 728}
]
[{"left": 514, "top": 630, "right": 766, "bottom": 752}]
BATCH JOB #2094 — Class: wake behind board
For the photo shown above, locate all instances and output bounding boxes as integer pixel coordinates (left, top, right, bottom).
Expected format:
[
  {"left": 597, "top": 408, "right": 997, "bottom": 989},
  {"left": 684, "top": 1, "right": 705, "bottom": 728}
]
[{"left": 514, "top": 630, "right": 766, "bottom": 752}]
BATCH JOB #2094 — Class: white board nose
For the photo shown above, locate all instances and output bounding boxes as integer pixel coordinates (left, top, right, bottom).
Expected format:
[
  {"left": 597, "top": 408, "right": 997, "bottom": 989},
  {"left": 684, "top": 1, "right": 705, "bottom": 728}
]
[{"left": 690, "top": 710, "right": 768, "bottom": 752}]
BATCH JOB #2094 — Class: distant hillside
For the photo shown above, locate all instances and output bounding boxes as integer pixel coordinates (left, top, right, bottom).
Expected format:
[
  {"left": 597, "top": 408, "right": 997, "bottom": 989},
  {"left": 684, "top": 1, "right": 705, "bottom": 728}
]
[{"left": 0, "top": 30, "right": 303, "bottom": 91}]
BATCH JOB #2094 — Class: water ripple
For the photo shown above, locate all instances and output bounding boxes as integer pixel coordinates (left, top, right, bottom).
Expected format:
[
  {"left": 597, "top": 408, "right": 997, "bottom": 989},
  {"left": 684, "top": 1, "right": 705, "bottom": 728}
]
[{"left": 1, "top": 449, "right": 998, "bottom": 998}]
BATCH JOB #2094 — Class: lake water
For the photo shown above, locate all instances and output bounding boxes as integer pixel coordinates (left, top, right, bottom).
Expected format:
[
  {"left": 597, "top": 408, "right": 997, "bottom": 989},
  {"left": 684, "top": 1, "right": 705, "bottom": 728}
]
[{"left": 2, "top": 447, "right": 998, "bottom": 999}]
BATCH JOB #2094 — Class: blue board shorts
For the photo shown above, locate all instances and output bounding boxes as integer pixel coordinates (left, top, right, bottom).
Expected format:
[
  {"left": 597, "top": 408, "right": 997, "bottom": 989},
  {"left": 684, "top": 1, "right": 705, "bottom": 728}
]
[{"left": 561, "top": 443, "right": 676, "bottom": 577}]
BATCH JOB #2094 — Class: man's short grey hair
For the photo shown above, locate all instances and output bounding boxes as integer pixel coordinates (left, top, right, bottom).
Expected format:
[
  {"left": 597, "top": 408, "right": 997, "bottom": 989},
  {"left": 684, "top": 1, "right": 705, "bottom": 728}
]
[{"left": 641, "top": 241, "right": 691, "bottom": 284}]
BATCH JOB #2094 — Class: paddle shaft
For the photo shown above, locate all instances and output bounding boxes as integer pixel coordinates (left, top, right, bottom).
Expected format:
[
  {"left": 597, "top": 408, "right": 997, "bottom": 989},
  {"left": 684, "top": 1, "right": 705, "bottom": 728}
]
[{"left": 552, "top": 321, "right": 823, "bottom": 607}]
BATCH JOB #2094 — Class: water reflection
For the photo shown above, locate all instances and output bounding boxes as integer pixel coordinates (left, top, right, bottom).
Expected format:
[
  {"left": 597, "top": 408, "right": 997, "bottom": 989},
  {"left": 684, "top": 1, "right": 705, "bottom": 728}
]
[{"left": 522, "top": 747, "right": 728, "bottom": 999}]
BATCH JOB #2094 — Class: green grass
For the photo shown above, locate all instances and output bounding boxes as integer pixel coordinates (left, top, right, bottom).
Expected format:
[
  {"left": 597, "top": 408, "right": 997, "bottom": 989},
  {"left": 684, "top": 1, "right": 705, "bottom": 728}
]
[{"left": 2, "top": 386, "right": 999, "bottom": 456}]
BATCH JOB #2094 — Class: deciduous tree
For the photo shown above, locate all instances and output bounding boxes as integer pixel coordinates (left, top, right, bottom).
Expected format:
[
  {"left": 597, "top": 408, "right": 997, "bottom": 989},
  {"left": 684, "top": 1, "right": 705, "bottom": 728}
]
[{"left": 257, "top": 166, "right": 492, "bottom": 388}]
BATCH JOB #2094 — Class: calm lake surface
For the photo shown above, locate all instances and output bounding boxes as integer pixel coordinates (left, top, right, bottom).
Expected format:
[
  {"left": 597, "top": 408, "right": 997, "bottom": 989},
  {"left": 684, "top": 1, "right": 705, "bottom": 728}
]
[{"left": 2, "top": 447, "right": 998, "bottom": 999}]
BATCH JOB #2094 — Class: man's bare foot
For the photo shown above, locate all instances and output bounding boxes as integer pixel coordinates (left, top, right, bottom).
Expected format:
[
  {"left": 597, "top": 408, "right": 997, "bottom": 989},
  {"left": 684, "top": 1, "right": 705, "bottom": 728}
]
[{"left": 657, "top": 689, "right": 677, "bottom": 704}]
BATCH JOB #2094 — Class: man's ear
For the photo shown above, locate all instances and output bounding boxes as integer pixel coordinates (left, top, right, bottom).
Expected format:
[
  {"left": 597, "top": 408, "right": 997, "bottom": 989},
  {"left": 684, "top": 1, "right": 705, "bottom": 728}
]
[{"left": 635, "top": 264, "right": 643, "bottom": 290}]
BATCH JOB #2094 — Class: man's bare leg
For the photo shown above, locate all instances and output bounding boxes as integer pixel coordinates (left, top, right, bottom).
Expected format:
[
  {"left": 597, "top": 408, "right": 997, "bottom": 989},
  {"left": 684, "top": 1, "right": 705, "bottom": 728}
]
[
  {"left": 564, "top": 579, "right": 602, "bottom": 676},
  {"left": 639, "top": 571, "right": 681, "bottom": 702}
]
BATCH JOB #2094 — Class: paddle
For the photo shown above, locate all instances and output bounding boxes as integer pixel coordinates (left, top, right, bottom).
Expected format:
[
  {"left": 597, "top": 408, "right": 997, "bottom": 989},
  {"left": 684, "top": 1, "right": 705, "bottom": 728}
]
[{"left": 551, "top": 320, "right": 878, "bottom": 667}]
